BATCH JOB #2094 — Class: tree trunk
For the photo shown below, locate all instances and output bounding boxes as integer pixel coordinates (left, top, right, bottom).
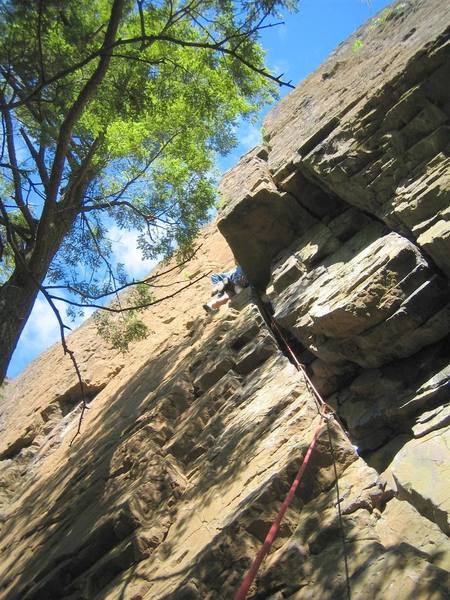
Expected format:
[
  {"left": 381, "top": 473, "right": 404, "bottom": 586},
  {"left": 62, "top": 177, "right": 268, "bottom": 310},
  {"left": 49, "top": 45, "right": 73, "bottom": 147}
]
[
  {"left": 0, "top": 268, "right": 42, "bottom": 382},
  {"left": 0, "top": 0, "right": 125, "bottom": 384},
  {"left": 0, "top": 206, "right": 77, "bottom": 384}
]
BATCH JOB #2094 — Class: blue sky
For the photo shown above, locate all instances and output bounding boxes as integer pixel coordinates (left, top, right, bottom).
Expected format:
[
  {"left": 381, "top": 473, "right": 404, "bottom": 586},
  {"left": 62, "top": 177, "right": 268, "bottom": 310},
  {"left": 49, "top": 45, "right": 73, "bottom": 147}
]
[
  {"left": 7, "top": 0, "right": 393, "bottom": 379},
  {"left": 219, "top": 0, "right": 394, "bottom": 172}
]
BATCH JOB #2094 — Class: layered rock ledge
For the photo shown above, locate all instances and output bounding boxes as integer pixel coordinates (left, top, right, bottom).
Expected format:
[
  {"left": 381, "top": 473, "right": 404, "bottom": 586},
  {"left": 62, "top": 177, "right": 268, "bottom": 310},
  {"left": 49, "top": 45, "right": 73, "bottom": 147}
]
[{"left": 1, "top": 1, "right": 449, "bottom": 599}]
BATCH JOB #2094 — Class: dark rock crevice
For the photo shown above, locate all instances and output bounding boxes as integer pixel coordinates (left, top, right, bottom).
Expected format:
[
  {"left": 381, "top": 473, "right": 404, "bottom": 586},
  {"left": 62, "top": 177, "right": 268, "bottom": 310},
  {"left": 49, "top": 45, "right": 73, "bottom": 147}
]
[{"left": 217, "top": 0, "right": 449, "bottom": 550}]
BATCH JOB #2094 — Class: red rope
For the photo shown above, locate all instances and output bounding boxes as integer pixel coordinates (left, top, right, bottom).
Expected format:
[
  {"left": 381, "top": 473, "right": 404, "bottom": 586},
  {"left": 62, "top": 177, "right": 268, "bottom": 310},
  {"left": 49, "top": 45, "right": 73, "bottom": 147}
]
[
  {"left": 268, "top": 317, "right": 351, "bottom": 599},
  {"left": 234, "top": 415, "right": 325, "bottom": 600},
  {"left": 270, "top": 319, "right": 350, "bottom": 440}
]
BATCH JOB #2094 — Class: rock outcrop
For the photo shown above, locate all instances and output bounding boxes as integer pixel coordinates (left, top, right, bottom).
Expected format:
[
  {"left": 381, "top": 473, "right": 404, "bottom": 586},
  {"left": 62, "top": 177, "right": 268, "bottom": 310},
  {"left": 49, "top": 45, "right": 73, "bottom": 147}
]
[{"left": 1, "top": 1, "right": 449, "bottom": 599}]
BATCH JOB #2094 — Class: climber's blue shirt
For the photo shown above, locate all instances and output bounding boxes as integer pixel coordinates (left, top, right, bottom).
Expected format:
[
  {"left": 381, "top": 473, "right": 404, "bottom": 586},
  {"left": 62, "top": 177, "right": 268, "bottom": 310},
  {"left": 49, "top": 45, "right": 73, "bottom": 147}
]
[{"left": 211, "top": 266, "right": 245, "bottom": 286}]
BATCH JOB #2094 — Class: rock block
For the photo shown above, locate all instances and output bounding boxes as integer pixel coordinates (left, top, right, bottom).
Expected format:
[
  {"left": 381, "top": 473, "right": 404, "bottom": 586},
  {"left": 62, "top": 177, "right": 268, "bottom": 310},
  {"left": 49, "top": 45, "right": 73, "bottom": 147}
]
[
  {"left": 375, "top": 497, "right": 450, "bottom": 571},
  {"left": 218, "top": 148, "right": 318, "bottom": 287},
  {"left": 329, "top": 339, "right": 449, "bottom": 450},
  {"left": 193, "top": 354, "right": 235, "bottom": 395},
  {"left": 275, "top": 230, "right": 449, "bottom": 368},
  {"left": 278, "top": 168, "right": 345, "bottom": 219},
  {"left": 392, "top": 425, "right": 450, "bottom": 535},
  {"left": 417, "top": 217, "right": 450, "bottom": 278},
  {"left": 234, "top": 333, "right": 277, "bottom": 375},
  {"left": 413, "top": 404, "right": 450, "bottom": 438},
  {"left": 1, "top": 3, "right": 450, "bottom": 600}
]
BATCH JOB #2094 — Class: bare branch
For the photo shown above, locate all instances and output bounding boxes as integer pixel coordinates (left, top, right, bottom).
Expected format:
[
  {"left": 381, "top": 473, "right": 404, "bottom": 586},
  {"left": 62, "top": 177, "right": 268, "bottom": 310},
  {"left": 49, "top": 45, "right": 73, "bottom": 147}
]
[
  {"left": 44, "top": 243, "right": 203, "bottom": 300},
  {"left": 48, "top": 271, "right": 210, "bottom": 313},
  {"left": 47, "top": 0, "right": 125, "bottom": 204},
  {"left": 82, "top": 212, "right": 123, "bottom": 309},
  {"left": 38, "top": 284, "right": 89, "bottom": 446},
  {"left": 19, "top": 127, "right": 50, "bottom": 191},
  {"left": 0, "top": 91, "right": 36, "bottom": 231}
]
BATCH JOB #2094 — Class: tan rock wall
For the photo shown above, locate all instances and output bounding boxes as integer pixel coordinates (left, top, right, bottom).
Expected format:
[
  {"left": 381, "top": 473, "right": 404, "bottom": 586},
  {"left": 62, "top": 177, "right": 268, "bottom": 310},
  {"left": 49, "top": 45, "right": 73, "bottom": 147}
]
[
  {"left": 1, "top": 1, "right": 449, "bottom": 599},
  {"left": 216, "top": 0, "right": 450, "bottom": 596}
]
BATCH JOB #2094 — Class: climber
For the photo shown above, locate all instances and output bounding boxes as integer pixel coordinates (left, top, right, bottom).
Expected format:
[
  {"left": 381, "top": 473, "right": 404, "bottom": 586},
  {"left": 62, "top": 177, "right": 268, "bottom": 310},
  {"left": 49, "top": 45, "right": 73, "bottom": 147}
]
[{"left": 203, "top": 265, "right": 248, "bottom": 314}]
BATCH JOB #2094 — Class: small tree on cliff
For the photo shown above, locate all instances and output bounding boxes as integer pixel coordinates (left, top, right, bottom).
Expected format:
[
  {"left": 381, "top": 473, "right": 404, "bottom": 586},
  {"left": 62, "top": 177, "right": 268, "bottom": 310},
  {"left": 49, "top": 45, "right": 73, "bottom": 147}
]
[{"left": 0, "top": 0, "right": 294, "bottom": 383}]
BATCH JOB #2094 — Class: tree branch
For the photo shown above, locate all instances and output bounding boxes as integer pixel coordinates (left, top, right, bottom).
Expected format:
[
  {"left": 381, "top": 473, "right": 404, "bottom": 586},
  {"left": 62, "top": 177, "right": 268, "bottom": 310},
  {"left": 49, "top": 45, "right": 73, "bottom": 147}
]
[
  {"left": 82, "top": 199, "right": 155, "bottom": 221},
  {"left": 0, "top": 68, "right": 44, "bottom": 123},
  {"left": 132, "top": 33, "right": 293, "bottom": 88},
  {"left": 1, "top": 197, "right": 88, "bottom": 444},
  {"left": 1, "top": 11, "right": 293, "bottom": 113},
  {"left": 82, "top": 212, "right": 123, "bottom": 309},
  {"left": 19, "top": 127, "right": 50, "bottom": 191},
  {"left": 82, "top": 130, "right": 179, "bottom": 213},
  {"left": 48, "top": 271, "right": 210, "bottom": 312},
  {"left": 37, "top": 0, "right": 46, "bottom": 83},
  {"left": 108, "top": 53, "right": 165, "bottom": 66},
  {"left": 136, "top": 0, "right": 146, "bottom": 48},
  {"left": 0, "top": 199, "right": 26, "bottom": 259},
  {"left": 169, "top": 0, "right": 204, "bottom": 27},
  {"left": 38, "top": 284, "right": 89, "bottom": 446},
  {"left": 0, "top": 91, "right": 36, "bottom": 231},
  {"left": 47, "top": 0, "right": 125, "bottom": 204},
  {"left": 0, "top": 210, "right": 33, "bottom": 242},
  {"left": 0, "top": 113, "right": 6, "bottom": 162},
  {"left": 62, "top": 134, "right": 104, "bottom": 210},
  {"left": 0, "top": 163, "right": 46, "bottom": 203},
  {"left": 44, "top": 243, "right": 203, "bottom": 300}
]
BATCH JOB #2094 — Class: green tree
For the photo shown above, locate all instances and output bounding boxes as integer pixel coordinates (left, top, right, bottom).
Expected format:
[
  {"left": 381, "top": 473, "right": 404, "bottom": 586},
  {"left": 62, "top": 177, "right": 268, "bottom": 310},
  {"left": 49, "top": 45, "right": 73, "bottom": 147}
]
[{"left": 0, "top": 0, "right": 294, "bottom": 384}]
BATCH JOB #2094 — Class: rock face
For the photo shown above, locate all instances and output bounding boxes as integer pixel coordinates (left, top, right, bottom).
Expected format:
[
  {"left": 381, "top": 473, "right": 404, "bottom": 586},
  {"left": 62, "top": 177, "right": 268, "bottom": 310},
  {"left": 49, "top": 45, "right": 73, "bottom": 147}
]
[{"left": 1, "top": 1, "right": 449, "bottom": 599}]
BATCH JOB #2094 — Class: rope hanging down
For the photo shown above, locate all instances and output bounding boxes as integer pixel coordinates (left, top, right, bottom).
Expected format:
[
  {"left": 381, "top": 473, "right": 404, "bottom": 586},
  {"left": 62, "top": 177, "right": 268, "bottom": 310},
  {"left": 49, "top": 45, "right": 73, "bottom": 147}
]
[
  {"left": 271, "top": 319, "right": 346, "bottom": 430},
  {"left": 233, "top": 303, "right": 352, "bottom": 600},
  {"left": 270, "top": 318, "right": 351, "bottom": 600},
  {"left": 234, "top": 415, "right": 326, "bottom": 600}
]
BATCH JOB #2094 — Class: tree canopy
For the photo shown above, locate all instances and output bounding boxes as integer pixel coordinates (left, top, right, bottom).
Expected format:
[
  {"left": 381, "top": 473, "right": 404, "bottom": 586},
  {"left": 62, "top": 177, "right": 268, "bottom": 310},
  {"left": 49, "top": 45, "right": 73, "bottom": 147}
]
[{"left": 0, "top": 0, "right": 295, "bottom": 384}]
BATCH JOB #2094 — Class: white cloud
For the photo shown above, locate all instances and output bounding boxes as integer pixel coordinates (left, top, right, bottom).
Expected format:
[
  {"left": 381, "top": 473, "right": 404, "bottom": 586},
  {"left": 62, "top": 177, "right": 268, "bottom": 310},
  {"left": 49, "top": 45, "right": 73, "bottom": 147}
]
[
  {"left": 26, "top": 294, "right": 65, "bottom": 343},
  {"left": 108, "top": 226, "right": 158, "bottom": 279},
  {"left": 7, "top": 294, "right": 95, "bottom": 378}
]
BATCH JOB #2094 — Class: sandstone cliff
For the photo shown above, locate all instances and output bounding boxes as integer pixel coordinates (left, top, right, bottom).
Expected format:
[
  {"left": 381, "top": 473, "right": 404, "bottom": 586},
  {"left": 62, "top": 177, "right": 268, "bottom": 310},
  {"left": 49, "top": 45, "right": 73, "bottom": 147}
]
[{"left": 1, "top": 1, "right": 449, "bottom": 599}]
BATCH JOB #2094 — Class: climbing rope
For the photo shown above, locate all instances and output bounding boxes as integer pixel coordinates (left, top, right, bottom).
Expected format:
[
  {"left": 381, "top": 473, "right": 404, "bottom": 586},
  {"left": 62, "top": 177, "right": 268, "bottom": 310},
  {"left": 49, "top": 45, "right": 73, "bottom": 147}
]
[
  {"left": 326, "top": 416, "right": 352, "bottom": 600},
  {"left": 270, "top": 318, "right": 347, "bottom": 432},
  {"left": 234, "top": 414, "right": 326, "bottom": 600},
  {"left": 233, "top": 303, "right": 352, "bottom": 600},
  {"left": 270, "top": 318, "right": 352, "bottom": 600}
]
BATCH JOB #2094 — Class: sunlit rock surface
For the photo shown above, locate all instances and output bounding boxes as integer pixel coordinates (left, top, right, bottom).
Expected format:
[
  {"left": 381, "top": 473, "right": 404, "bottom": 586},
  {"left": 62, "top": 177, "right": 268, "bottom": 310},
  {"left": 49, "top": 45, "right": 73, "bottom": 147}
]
[{"left": 1, "top": 1, "right": 449, "bottom": 599}]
